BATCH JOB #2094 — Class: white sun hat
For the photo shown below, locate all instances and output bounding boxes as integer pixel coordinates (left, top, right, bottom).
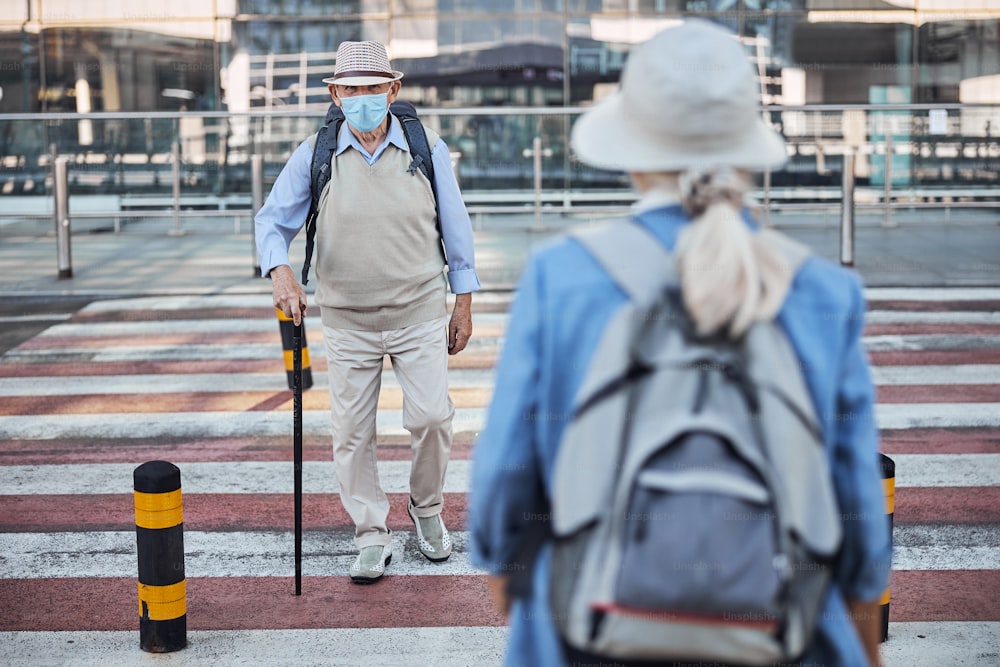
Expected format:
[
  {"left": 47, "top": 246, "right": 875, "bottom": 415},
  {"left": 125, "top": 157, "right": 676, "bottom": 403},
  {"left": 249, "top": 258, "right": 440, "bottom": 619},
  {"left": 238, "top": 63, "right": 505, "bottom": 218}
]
[
  {"left": 322, "top": 40, "right": 404, "bottom": 87},
  {"left": 571, "top": 19, "right": 787, "bottom": 173}
]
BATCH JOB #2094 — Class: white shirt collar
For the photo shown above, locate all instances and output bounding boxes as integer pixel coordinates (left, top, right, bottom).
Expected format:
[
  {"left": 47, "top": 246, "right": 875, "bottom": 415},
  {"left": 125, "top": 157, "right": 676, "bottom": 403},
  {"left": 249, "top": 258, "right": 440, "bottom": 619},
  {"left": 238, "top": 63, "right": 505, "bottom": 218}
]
[{"left": 335, "top": 114, "right": 408, "bottom": 159}]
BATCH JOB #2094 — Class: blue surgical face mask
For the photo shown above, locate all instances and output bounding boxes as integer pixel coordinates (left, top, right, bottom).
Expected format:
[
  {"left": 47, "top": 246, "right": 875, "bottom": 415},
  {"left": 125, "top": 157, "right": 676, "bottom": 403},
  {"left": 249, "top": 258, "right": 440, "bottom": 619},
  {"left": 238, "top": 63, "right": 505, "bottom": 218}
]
[{"left": 340, "top": 92, "right": 389, "bottom": 133}]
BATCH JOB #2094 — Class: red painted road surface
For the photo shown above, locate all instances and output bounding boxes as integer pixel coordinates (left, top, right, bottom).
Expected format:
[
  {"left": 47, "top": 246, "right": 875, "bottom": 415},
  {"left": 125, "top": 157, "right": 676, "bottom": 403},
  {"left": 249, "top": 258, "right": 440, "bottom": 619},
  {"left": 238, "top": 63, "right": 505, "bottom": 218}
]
[{"left": 1, "top": 292, "right": 998, "bottom": 660}]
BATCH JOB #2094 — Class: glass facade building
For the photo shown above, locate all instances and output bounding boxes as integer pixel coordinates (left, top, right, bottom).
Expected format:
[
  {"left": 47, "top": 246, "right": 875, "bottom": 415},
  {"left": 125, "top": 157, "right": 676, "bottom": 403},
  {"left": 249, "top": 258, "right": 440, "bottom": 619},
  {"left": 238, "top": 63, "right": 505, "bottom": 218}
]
[
  {"left": 1, "top": 1, "right": 998, "bottom": 199},
  {"left": 4, "top": 1, "right": 998, "bottom": 114}
]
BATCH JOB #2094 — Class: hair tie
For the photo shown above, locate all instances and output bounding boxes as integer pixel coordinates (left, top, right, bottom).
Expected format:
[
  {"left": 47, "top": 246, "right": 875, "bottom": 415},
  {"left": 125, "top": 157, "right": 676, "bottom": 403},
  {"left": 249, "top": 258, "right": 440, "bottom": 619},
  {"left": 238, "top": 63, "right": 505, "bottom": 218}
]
[{"left": 679, "top": 167, "right": 743, "bottom": 217}]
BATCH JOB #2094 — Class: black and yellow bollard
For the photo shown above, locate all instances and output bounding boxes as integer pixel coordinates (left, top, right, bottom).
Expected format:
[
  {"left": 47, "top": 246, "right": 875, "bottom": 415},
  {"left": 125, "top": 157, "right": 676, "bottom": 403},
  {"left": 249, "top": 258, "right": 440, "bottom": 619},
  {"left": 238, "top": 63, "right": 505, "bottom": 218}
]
[
  {"left": 134, "top": 460, "right": 187, "bottom": 653},
  {"left": 879, "top": 453, "right": 895, "bottom": 643},
  {"left": 276, "top": 308, "right": 313, "bottom": 391}
]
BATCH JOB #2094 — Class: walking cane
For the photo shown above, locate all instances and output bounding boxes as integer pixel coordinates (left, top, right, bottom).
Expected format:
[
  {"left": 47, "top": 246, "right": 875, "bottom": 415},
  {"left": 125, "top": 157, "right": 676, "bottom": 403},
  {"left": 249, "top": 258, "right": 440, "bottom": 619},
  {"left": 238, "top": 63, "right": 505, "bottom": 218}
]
[{"left": 292, "top": 321, "right": 304, "bottom": 595}]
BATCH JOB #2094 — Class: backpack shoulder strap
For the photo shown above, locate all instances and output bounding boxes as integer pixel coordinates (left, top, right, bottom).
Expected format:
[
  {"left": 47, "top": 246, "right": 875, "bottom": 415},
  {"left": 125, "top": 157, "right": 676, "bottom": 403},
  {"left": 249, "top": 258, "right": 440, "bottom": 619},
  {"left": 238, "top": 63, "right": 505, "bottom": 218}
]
[
  {"left": 574, "top": 224, "right": 812, "bottom": 306},
  {"left": 301, "top": 106, "right": 344, "bottom": 285},
  {"left": 392, "top": 101, "right": 440, "bottom": 232},
  {"left": 391, "top": 101, "right": 435, "bottom": 184},
  {"left": 571, "top": 222, "right": 678, "bottom": 307},
  {"left": 757, "top": 227, "right": 811, "bottom": 276}
]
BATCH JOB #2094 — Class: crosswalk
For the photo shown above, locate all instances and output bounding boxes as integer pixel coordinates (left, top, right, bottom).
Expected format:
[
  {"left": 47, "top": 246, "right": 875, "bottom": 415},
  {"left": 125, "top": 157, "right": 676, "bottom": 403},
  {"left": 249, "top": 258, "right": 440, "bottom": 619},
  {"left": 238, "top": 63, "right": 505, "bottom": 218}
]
[{"left": 1, "top": 289, "right": 999, "bottom": 666}]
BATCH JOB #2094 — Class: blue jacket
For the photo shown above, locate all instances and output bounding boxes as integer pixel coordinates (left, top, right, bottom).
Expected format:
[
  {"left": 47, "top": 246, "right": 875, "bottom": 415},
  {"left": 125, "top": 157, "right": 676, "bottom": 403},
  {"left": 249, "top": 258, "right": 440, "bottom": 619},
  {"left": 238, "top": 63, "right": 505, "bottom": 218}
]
[{"left": 469, "top": 204, "right": 892, "bottom": 666}]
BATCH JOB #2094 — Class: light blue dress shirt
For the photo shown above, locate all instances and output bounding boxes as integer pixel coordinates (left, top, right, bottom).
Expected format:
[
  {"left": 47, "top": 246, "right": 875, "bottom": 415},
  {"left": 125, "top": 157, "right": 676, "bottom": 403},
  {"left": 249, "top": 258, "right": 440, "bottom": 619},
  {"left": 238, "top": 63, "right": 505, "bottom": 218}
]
[
  {"left": 255, "top": 115, "right": 481, "bottom": 294},
  {"left": 468, "top": 203, "right": 892, "bottom": 667}
]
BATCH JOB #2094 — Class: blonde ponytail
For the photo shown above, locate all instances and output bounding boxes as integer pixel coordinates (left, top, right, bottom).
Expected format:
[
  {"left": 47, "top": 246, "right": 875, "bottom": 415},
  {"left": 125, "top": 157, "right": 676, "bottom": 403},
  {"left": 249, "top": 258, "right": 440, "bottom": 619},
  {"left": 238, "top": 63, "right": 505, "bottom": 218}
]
[{"left": 674, "top": 168, "right": 792, "bottom": 339}]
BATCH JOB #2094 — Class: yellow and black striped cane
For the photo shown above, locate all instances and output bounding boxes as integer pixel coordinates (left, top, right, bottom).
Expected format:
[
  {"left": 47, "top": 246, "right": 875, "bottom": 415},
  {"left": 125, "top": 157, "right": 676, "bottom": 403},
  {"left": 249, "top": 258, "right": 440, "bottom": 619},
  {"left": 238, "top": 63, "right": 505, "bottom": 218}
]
[
  {"left": 134, "top": 460, "right": 187, "bottom": 653},
  {"left": 880, "top": 453, "right": 895, "bottom": 643},
  {"left": 276, "top": 308, "right": 313, "bottom": 391}
]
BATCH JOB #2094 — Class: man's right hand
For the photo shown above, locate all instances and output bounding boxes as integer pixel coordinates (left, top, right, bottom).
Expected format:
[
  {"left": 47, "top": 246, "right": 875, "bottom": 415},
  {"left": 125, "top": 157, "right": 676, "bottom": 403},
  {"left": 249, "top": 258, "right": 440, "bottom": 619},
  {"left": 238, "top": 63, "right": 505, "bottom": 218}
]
[{"left": 269, "top": 265, "right": 308, "bottom": 326}]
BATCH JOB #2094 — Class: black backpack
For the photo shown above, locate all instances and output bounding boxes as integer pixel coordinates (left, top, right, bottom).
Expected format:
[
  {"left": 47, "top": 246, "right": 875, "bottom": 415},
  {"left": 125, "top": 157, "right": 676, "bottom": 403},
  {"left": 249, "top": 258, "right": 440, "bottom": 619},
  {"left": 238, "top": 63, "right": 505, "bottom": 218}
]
[{"left": 300, "top": 100, "right": 438, "bottom": 285}]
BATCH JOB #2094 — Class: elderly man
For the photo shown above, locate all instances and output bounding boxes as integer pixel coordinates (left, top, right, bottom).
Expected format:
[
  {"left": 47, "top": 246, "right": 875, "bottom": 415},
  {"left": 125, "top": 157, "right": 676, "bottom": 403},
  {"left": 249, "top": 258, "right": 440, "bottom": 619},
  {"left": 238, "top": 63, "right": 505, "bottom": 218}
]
[{"left": 255, "top": 40, "right": 480, "bottom": 583}]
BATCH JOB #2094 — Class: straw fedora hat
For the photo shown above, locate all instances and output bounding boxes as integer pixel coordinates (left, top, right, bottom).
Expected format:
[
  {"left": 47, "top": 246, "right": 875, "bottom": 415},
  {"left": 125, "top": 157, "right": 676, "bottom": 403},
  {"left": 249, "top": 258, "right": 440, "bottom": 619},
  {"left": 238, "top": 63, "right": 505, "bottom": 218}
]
[
  {"left": 571, "top": 19, "right": 786, "bottom": 173},
  {"left": 322, "top": 41, "right": 404, "bottom": 87}
]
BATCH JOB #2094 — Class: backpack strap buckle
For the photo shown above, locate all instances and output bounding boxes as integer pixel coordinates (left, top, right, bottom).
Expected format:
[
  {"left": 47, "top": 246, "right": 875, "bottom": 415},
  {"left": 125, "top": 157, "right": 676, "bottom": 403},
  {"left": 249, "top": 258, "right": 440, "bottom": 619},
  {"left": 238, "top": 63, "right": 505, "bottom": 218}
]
[{"left": 407, "top": 154, "right": 425, "bottom": 175}]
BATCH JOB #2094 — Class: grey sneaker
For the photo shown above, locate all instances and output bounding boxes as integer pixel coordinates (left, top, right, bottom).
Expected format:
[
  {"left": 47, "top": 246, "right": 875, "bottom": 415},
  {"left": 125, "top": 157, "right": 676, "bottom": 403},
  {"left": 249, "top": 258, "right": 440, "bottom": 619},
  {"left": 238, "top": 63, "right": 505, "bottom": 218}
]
[
  {"left": 349, "top": 544, "right": 391, "bottom": 584},
  {"left": 408, "top": 501, "right": 452, "bottom": 562}
]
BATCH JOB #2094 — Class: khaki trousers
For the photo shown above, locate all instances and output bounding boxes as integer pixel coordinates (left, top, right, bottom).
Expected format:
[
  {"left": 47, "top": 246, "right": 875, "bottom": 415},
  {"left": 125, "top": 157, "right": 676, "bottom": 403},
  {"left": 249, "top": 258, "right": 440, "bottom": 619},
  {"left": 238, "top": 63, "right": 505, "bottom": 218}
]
[{"left": 322, "top": 315, "right": 454, "bottom": 548}]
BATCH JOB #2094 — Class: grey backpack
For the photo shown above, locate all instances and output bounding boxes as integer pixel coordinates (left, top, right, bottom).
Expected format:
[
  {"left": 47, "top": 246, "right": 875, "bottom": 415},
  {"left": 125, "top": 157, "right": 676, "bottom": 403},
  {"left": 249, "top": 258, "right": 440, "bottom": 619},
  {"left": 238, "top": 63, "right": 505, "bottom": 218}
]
[{"left": 549, "top": 221, "right": 842, "bottom": 664}]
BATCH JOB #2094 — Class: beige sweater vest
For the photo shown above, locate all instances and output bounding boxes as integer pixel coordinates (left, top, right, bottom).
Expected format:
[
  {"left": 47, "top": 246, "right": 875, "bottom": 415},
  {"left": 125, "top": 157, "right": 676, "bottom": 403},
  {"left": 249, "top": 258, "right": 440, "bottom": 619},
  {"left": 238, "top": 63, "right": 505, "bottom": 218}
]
[{"left": 313, "top": 127, "right": 447, "bottom": 331}]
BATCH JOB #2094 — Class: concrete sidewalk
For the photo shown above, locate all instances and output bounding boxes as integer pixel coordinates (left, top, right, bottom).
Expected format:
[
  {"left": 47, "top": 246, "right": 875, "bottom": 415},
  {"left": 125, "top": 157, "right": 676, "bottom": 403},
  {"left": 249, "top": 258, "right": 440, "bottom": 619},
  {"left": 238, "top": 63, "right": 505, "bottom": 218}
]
[
  {"left": 0, "top": 223, "right": 1000, "bottom": 297},
  {"left": 0, "top": 212, "right": 998, "bottom": 297}
]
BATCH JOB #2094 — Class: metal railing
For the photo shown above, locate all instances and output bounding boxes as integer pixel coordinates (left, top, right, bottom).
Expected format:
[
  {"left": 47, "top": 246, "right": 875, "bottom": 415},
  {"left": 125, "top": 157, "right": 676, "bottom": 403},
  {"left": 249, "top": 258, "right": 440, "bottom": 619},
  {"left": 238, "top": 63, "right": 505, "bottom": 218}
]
[{"left": 2, "top": 104, "right": 998, "bottom": 277}]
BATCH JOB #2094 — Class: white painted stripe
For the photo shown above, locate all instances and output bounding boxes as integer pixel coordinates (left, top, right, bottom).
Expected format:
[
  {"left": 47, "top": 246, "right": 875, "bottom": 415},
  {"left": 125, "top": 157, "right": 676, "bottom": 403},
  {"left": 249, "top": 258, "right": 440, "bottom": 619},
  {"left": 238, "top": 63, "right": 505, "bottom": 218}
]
[
  {"left": 35, "top": 312, "right": 509, "bottom": 338},
  {"left": 0, "top": 628, "right": 511, "bottom": 666},
  {"left": 3, "top": 342, "right": 284, "bottom": 362},
  {"left": 0, "top": 530, "right": 483, "bottom": 579},
  {"left": 892, "top": 454, "right": 1000, "bottom": 488},
  {"left": 38, "top": 318, "right": 295, "bottom": 337},
  {"left": 1, "top": 527, "right": 994, "bottom": 579},
  {"left": 5, "top": 455, "right": 998, "bottom": 496},
  {"left": 0, "top": 369, "right": 497, "bottom": 397},
  {"left": 1, "top": 403, "right": 994, "bottom": 441},
  {"left": 870, "top": 365, "right": 1000, "bottom": 385},
  {"left": 875, "top": 404, "right": 1000, "bottom": 430},
  {"left": 865, "top": 287, "right": 1000, "bottom": 301},
  {"left": 863, "top": 334, "right": 1000, "bottom": 351},
  {"left": 23, "top": 312, "right": 1000, "bottom": 355},
  {"left": 71, "top": 288, "right": 1000, "bottom": 314},
  {"left": 0, "top": 408, "right": 487, "bottom": 440},
  {"left": 3, "top": 624, "right": 996, "bottom": 667},
  {"left": 3, "top": 340, "right": 503, "bottom": 362},
  {"left": 880, "top": 622, "right": 1000, "bottom": 667},
  {"left": 28, "top": 311, "right": 1000, "bottom": 341},
  {"left": 893, "top": 524, "right": 997, "bottom": 549},
  {"left": 892, "top": 524, "right": 1000, "bottom": 570},
  {"left": 866, "top": 311, "right": 1000, "bottom": 324},
  {"left": 79, "top": 291, "right": 515, "bottom": 313},
  {"left": 8, "top": 334, "right": 990, "bottom": 365},
  {"left": 0, "top": 365, "right": 993, "bottom": 398},
  {"left": 3, "top": 460, "right": 475, "bottom": 495},
  {"left": 79, "top": 294, "right": 275, "bottom": 312},
  {"left": 2, "top": 624, "right": 992, "bottom": 667},
  {"left": 35, "top": 318, "right": 1000, "bottom": 352},
  {"left": 0, "top": 314, "right": 72, "bottom": 324}
]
